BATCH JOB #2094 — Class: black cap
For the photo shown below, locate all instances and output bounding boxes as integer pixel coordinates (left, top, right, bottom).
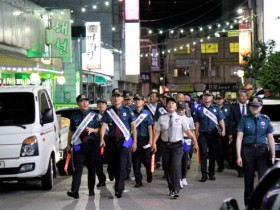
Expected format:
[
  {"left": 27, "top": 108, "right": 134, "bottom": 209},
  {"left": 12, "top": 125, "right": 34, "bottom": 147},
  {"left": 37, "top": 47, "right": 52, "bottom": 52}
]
[
  {"left": 97, "top": 98, "right": 107, "bottom": 104},
  {"left": 161, "top": 92, "right": 171, "bottom": 98},
  {"left": 249, "top": 96, "right": 263, "bottom": 107},
  {"left": 177, "top": 101, "right": 186, "bottom": 109},
  {"left": 203, "top": 89, "right": 213, "bottom": 96},
  {"left": 133, "top": 93, "right": 144, "bottom": 100},
  {"left": 215, "top": 94, "right": 224, "bottom": 100},
  {"left": 166, "top": 97, "right": 176, "bottom": 104},
  {"left": 123, "top": 90, "right": 133, "bottom": 100},
  {"left": 76, "top": 94, "right": 89, "bottom": 102},
  {"left": 112, "top": 88, "right": 122, "bottom": 96}
]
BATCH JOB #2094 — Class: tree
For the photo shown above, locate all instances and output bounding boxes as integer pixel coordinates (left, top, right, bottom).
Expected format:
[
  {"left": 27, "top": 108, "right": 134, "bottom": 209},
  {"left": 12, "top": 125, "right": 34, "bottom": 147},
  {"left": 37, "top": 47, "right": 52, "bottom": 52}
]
[{"left": 258, "top": 51, "right": 280, "bottom": 96}]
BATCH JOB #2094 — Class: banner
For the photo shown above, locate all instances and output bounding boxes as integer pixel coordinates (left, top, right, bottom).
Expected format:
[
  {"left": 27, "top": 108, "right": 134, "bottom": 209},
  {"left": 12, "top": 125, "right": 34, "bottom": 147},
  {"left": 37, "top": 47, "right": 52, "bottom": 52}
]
[
  {"left": 85, "top": 22, "right": 101, "bottom": 69},
  {"left": 150, "top": 48, "right": 160, "bottom": 71},
  {"left": 239, "top": 30, "right": 252, "bottom": 65}
]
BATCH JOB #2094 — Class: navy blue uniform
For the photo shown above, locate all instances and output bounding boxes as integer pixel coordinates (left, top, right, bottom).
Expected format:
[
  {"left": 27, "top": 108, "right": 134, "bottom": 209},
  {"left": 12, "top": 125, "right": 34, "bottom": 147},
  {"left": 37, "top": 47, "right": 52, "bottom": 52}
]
[
  {"left": 69, "top": 110, "right": 101, "bottom": 194},
  {"left": 195, "top": 104, "right": 225, "bottom": 178},
  {"left": 102, "top": 105, "right": 136, "bottom": 194},
  {"left": 132, "top": 108, "right": 154, "bottom": 185},
  {"left": 237, "top": 113, "right": 274, "bottom": 204}
]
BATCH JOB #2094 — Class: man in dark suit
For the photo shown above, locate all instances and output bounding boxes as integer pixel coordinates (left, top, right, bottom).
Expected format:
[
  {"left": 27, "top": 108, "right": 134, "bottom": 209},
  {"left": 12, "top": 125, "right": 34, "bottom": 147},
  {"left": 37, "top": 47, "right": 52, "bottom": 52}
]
[{"left": 229, "top": 90, "right": 249, "bottom": 177}]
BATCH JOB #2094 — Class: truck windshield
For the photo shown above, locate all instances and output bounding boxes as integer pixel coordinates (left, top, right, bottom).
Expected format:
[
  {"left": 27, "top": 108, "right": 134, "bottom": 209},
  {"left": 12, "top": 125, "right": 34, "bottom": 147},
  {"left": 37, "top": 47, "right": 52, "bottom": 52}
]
[{"left": 0, "top": 92, "right": 35, "bottom": 125}]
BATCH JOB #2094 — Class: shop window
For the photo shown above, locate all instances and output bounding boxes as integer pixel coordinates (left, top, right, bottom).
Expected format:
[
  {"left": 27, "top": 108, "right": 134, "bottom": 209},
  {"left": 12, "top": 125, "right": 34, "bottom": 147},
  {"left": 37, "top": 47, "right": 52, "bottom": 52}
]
[
  {"left": 230, "top": 42, "right": 239, "bottom": 53},
  {"left": 201, "top": 43, "right": 218, "bottom": 53}
]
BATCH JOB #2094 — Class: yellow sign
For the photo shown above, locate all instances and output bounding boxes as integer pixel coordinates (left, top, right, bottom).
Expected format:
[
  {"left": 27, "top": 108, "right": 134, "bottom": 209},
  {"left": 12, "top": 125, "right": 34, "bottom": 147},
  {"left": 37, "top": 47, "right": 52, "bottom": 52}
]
[
  {"left": 177, "top": 84, "right": 194, "bottom": 92},
  {"left": 201, "top": 43, "right": 218, "bottom": 53}
]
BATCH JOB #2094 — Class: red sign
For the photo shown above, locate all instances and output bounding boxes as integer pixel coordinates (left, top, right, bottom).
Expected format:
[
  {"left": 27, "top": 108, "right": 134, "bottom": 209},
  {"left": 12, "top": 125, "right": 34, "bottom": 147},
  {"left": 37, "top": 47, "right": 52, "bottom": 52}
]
[{"left": 125, "top": 0, "right": 139, "bottom": 21}]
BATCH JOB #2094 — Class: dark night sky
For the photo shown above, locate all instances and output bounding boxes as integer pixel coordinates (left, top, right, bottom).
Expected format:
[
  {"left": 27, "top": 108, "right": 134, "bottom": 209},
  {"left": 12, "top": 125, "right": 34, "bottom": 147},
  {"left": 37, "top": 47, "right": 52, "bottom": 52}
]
[{"left": 139, "top": 0, "right": 244, "bottom": 30}]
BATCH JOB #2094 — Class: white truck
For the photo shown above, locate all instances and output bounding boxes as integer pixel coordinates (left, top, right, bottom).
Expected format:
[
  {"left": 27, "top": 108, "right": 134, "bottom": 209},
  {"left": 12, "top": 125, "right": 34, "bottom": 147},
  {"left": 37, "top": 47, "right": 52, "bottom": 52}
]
[{"left": 0, "top": 86, "right": 68, "bottom": 190}]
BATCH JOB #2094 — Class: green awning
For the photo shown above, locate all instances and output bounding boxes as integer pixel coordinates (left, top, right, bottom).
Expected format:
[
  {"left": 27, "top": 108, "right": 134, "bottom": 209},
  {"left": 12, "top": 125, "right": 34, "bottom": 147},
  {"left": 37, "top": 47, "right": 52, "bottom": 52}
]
[{"left": 94, "top": 75, "right": 112, "bottom": 85}]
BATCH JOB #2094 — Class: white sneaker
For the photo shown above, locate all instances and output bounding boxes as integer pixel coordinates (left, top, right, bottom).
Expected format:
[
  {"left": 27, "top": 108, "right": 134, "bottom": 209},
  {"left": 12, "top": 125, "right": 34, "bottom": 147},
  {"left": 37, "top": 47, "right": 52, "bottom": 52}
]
[
  {"left": 182, "top": 178, "right": 188, "bottom": 186},
  {"left": 180, "top": 179, "right": 183, "bottom": 189}
]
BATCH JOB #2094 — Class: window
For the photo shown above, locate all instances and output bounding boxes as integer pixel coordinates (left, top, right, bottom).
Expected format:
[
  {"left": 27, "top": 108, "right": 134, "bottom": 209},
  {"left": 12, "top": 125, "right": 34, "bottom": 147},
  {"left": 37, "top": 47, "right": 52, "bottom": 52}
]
[
  {"left": 201, "top": 43, "right": 218, "bottom": 53},
  {"left": 230, "top": 42, "right": 239, "bottom": 53},
  {"left": 174, "top": 67, "right": 190, "bottom": 77}
]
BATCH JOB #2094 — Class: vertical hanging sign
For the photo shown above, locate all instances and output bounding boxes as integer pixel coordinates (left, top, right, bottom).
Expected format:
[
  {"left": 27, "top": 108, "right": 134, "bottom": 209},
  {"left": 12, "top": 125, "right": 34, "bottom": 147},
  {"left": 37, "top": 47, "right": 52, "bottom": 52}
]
[
  {"left": 125, "top": 0, "right": 139, "bottom": 21},
  {"left": 85, "top": 22, "right": 101, "bottom": 70}
]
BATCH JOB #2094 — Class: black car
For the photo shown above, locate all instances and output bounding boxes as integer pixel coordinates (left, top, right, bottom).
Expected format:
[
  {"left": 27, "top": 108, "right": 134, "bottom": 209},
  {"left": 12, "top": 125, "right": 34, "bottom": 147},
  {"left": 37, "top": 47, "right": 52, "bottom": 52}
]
[{"left": 220, "top": 160, "right": 280, "bottom": 210}]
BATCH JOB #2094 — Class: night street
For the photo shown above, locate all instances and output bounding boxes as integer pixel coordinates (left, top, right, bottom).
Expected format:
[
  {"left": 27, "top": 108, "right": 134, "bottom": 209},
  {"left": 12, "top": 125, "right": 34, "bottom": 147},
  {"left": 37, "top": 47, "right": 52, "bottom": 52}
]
[{"left": 0, "top": 156, "right": 245, "bottom": 210}]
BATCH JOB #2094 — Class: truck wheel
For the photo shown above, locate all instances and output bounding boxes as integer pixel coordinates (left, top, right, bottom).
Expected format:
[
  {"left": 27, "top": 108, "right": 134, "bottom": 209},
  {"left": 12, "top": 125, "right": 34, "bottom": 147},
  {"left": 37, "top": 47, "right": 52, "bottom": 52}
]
[{"left": 41, "top": 157, "right": 54, "bottom": 190}]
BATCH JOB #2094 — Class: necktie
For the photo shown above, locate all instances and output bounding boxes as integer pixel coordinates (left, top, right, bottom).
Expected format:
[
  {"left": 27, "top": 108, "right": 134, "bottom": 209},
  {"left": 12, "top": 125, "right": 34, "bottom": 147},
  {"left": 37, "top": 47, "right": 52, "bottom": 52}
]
[
  {"left": 254, "top": 117, "right": 258, "bottom": 144},
  {"left": 115, "top": 108, "right": 121, "bottom": 139},
  {"left": 241, "top": 104, "right": 245, "bottom": 116},
  {"left": 168, "top": 115, "right": 173, "bottom": 142}
]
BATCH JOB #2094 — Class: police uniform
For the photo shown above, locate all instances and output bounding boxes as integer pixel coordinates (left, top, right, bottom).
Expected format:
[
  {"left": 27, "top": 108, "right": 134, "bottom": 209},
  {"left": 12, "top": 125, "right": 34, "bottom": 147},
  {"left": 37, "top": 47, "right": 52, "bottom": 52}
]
[
  {"left": 102, "top": 88, "right": 136, "bottom": 198},
  {"left": 156, "top": 97, "right": 190, "bottom": 196},
  {"left": 67, "top": 95, "right": 101, "bottom": 198},
  {"left": 194, "top": 91, "right": 225, "bottom": 181},
  {"left": 237, "top": 97, "right": 274, "bottom": 205},
  {"left": 132, "top": 94, "right": 154, "bottom": 187}
]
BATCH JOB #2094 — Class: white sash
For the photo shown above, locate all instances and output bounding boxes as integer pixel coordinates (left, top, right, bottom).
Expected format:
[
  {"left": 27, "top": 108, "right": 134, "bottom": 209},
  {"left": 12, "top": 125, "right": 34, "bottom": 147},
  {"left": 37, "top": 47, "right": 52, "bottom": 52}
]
[
  {"left": 107, "top": 108, "right": 130, "bottom": 140},
  {"left": 146, "top": 103, "right": 156, "bottom": 115},
  {"left": 72, "top": 112, "right": 96, "bottom": 145},
  {"left": 135, "top": 113, "right": 148, "bottom": 127},
  {"left": 159, "top": 107, "right": 167, "bottom": 115},
  {"left": 202, "top": 107, "right": 218, "bottom": 125}
]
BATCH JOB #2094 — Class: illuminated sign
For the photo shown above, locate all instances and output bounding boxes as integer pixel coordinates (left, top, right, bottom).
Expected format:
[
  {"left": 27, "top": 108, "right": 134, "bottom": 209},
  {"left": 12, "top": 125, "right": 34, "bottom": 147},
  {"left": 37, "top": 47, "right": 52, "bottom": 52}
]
[
  {"left": 50, "top": 10, "right": 72, "bottom": 62},
  {"left": 125, "top": 23, "right": 140, "bottom": 75},
  {"left": 150, "top": 48, "right": 160, "bottom": 71},
  {"left": 239, "top": 30, "right": 252, "bottom": 65},
  {"left": 85, "top": 22, "right": 101, "bottom": 69},
  {"left": 125, "top": 0, "right": 139, "bottom": 21}
]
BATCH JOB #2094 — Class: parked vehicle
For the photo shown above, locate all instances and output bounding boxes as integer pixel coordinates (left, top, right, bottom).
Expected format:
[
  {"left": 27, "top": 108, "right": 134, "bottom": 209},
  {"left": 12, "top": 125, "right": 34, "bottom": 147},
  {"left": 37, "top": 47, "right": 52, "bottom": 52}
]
[
  {"left": 220, "top": 161, "right": 280, "bottom": 210},
  {"left": 0, "top": 86, "right": 68, "bottom": 190}
]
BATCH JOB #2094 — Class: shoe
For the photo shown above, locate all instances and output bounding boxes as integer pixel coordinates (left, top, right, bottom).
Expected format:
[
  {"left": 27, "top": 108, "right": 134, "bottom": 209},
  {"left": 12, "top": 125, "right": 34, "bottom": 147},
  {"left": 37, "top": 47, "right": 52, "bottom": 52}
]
[
  {"left": 96, "top": 182, "right": 106, "bottom": 187},
  {"left": 182, "top": 178, "right": 188, "bottom": 186},
  {"left": 109, "top": 172, "right": 114, "bottom": 181},
  {"left": 67, "top": 191, "right": 79, "bottom": 199},
  {"left": 168, "top": 191, "right": 174, "bottom": 197},
  {"left": 147, "top": 174, "right": 153, "bottom": 183},
  {"left": 209, "top": 175, "right": 216, "bottom": 181},
  {"left": 89, "top": 190, "right": 95, "bottom": 196},
  {"left": 115, "top": 190, "right": 122, "bottom": 198},
  {"left": 200, "top": 175, "right": 208, "bottom": 182},
  {"left": 180, "top": 179, "right": 183, "bottom": 189},
  {"left": 156, "top": 162, "right": 161, "bottom": 169},
  {"left": 134, "top": 182, "right": 143, "bottom": 188},
  {"left": 174, "top": 191, "right": 179, "bottom": 198}
]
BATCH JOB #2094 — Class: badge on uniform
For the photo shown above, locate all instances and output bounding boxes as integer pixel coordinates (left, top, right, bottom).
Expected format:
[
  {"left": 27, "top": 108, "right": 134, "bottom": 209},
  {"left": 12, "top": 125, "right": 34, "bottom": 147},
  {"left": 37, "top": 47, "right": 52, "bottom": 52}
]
[
  {"left": 213, "top": 109, "right": 216, "bottom": 112},
  {"left": 123, "top": 113, "right": 127, "bottom": 117},
  {"left": 261, "top": 121, "right": 265, "bottom": 126}
]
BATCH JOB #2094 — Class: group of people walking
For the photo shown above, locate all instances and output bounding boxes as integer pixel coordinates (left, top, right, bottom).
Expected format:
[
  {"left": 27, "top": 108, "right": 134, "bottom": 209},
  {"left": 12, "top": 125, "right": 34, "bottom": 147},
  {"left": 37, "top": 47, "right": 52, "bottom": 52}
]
[{"left": 66, "top": 88, "right": 276, "bottom": 206}]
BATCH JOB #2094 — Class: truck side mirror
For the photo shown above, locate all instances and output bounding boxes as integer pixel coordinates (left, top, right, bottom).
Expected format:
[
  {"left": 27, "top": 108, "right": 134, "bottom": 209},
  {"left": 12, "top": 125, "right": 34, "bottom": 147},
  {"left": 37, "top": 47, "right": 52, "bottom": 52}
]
[{"left": 41, "top": 108, "right": 54, "bottom": 125}]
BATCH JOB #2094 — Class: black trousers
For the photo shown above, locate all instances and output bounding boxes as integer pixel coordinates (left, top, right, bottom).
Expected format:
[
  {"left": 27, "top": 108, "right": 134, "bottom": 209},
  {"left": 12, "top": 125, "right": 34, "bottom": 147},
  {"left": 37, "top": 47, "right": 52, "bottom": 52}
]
[
  {"left": 198, "top": 132, "right": 219, "bottom": 176},
  {"left": 107, "top": 138, "right": 129, "bottom": 192},
  {"left": 71, "top": 140, "right": 97, "bottom": 193},
  {"left": 132, "top": 137, "right": 151, "bottom": 184},
  {"left": 181, "top": 150, "right": 189, "bottom": 179},
  {"left": 241, "top": 145, "right": 270, "bottom": 206},
  {"left": 95, "top": 137, "right": 106, "bottom": 183},
  {"left": 161, "top": 141, "right": 183, "bottom": 192}
]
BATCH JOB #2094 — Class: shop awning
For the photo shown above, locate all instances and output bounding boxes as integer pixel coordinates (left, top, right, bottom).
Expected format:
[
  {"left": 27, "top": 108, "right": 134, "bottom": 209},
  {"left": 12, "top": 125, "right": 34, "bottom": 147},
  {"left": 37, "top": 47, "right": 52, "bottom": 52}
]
[{"left": 94, "top": 75, "right": 112, "bottom": 85}]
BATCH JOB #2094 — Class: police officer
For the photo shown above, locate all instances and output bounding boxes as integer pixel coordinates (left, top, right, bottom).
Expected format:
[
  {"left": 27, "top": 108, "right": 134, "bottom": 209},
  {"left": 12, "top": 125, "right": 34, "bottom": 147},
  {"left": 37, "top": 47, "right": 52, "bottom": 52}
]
[
  {"left": 236, "top": 96, "right": 275, "bottom": 206},
  {"left": 152, "top": 97, "right": 198, "bottom": 198},
  {"left": 195, "top": 90, "right": 225, "bottom": 182},
  {"left": 66, "top": 94, "right": 101, "bottom": 199},
  {"left": 132, "top": 93, "right": 154, "bottom": 188},
  {"left": 215, "top": 94, "right": 232, "bottom": 172},
  {"left": 100, "top": 88, "right": 137, "bottom": 198},
  {"left": 95, "top": 98, "right": 107, "bottom": 187}
]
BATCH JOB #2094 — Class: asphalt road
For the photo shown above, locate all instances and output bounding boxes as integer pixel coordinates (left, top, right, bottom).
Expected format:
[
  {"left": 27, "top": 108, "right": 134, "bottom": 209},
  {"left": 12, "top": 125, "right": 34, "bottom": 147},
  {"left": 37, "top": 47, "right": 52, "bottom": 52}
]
[{"left": 0, "top": 156, "right": 246, "bottom": 210}]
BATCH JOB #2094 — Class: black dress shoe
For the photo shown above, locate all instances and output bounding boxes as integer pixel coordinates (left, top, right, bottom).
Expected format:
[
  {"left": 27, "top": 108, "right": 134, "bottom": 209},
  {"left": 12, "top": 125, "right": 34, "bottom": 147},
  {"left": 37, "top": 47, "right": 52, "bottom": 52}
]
[
  {"left": 209, "top": 175, "right": 216, "bottom": 181},
  {"left": 200, "top": 175, "right": 208, "bottom": 182},
  {"left": 67, "top": 191, "right": 79, "bottom": 199},
  {"left": 115, "top": 190, "right": 122, "bottom": 198},
  {"left": 173, "top": 191, "right": 179, "bottom": 198},
  {"left": 96, "top": 182, "right": 106, "bottom": 187},
  {"left": 147, "top": 174, "right": 153, "bottom": 183},
  {"left": 109, "top": 173, "right": 114, "bottom": 181},
  {"left": 134, "top": 182, "right": 143, "bottom": 188},
  {"left": 89, "top": 190, "right": 95, "bottom": 196}
]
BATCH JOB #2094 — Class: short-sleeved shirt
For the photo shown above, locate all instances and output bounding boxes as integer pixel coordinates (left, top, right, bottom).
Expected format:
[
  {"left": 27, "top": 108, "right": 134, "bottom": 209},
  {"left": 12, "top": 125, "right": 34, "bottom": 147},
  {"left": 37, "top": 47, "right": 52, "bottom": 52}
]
[
  {"left": 194, "top": 104, "right": 225, "bottom": 132},
  {"left": 156, "top": 112, "right": 190, "bottom": 142},
  {"left": 69, "top": 109, "right": 101, "bottom": 140},
  {"left": 102, "top": 105, "right": 136, "bottom": 138},
  {"left": 237, "top": 114, "right": 274, "bottom": 145},
  {"left": 133, "top": 108, "right": 154, "bottom": 137},
  {"left": 183, "top": 116, "right": 195, "bottom": 138}
]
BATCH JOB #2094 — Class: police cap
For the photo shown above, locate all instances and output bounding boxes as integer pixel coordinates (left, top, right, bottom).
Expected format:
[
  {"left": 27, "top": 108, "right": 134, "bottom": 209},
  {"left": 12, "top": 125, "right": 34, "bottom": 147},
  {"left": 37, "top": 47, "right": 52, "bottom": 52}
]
[
  {"left": 112, "top": 88, "right": 122, "bottom": 96},
  {"left": 133, "top": 93, "right": 144, "bottom": 100},
  {"left": 76, "top": 94, "right": 89, "bottom": 102},
  {"left": 249, "top": 96, "right": 263, "bottom": 107}
]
